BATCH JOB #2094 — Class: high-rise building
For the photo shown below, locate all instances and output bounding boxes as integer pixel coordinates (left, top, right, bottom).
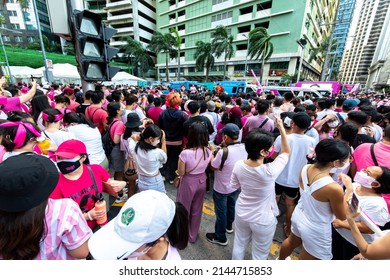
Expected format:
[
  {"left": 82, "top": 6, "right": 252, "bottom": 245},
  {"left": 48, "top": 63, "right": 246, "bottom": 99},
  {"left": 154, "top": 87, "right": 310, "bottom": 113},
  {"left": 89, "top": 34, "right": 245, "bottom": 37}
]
[
  {"left": 339, "top": 0, "right": 390, "bottom": 85},
  {"left": 328, "top": 0, "right": 356, "bottom": 80},
  {"left": 1, "top": 0, "right": 56, "bottom": 48},
  {"left": 155, "top": 0, "right": 337, "bottom": 83}
]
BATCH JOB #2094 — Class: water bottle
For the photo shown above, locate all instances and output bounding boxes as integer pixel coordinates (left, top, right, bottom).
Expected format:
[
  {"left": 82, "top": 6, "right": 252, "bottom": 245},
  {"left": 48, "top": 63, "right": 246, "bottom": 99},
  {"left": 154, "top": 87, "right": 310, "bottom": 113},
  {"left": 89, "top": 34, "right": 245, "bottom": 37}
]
[
  {"left": 36, "top": 136, "right": 51, "bottom": 155},
  {"left": 95, "top": 194, "right": 107, "bottom": 226}
]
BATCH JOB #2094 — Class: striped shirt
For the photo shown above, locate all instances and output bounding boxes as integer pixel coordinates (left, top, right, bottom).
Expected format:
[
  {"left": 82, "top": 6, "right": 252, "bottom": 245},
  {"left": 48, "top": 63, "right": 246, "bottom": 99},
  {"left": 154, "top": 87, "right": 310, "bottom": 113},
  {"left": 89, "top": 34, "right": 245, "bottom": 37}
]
[{"left": 35, "top": 198, "right": 92, "bottom": 260}]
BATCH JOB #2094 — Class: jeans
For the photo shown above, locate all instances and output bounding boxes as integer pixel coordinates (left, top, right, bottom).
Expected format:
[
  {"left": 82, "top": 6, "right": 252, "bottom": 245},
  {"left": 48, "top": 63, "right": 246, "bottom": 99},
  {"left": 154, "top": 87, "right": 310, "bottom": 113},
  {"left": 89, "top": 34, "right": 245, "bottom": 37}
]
[{"left": 213, "top": 189, "right": 239, "bottom": 241}]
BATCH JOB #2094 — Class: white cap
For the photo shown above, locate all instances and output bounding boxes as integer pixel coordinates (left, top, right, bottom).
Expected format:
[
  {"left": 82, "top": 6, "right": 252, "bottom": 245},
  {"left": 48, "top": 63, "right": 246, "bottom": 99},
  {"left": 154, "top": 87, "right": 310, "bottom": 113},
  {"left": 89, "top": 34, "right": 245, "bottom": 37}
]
[
  {"left": 88, "top": 190, "right": 175, "bottom": 260},
  {"left": 303, "top": 99, "right": 314, "bottom": 105}
]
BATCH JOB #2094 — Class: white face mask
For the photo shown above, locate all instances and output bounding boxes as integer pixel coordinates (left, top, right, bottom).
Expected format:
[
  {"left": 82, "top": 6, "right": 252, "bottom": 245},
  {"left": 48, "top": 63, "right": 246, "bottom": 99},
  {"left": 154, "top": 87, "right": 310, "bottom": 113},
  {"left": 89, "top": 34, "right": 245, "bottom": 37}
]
[
  {"left": 127, "top": 245, "right": 152, "bottom": 258},
  {"left": 330, "top": 161, "right": 349, "bottom": 174},
  {"left": 328, "top": 120, "right": 339, "bottom": 128},
  {"left": 151, "top": 139, "right": 160, "bottom": 146},
  {"left": 354, "top": 171, "right": 377, "bottom": 188}
]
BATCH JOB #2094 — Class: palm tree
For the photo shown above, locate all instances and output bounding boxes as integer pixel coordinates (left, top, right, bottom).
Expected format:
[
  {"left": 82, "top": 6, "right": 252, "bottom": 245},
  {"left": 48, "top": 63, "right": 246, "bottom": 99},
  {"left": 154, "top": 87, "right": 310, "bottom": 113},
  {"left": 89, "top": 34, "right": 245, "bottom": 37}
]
[
  {"left": 211, "top": 25, "right": 234, "bottom": 80},
  {"left": 148, "top": 31, "right": 177, "bottom": 82},
  {"left": 194, "top": 41, "right": 215, "bottom": 82},
  {"left": 120, "top": 37, "right": 154, "bottom": 79},
  {"left": 248, "top": 27, "right": 273, "bottom": 84},
  {"left": 18, "top": 0, "right": 30, "bottom": 11},
  {"left": 170, "top": 27, "right": 182, "bottom": 81}
]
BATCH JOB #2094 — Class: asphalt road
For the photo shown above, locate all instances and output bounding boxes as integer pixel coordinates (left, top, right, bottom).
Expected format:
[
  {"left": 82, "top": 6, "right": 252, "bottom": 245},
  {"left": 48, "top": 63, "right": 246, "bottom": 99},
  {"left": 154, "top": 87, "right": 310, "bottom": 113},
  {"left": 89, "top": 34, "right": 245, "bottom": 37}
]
[{"left": 108, "top": 180, "right": 300, "bottom": 260}]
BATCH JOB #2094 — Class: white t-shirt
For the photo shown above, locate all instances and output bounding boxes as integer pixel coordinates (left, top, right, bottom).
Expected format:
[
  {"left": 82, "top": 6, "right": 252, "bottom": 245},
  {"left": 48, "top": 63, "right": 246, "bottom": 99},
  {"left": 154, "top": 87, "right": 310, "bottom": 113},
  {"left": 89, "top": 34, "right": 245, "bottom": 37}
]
[
  {"left": 211, "top": 143, "right": 247, "bottom": 194},
  {"left": 43, "top": 130, "right": 75, "bottom": 148},
  {"left": 336, "top": 183, "right": 390, "bottom": 245},
  {"left": 66, "top": 124, "right": 105, "bottom": 164},
  {"left": 274, "top": 133, "right": 316, "bottom": 188},
  {"left": 316, "top": 109, "right": 335, "bottom": 121},
  {"left": 231, "top": 153, "right": 289, "bottom": 224},
  {"left": 305, "top": 127, "right": 319, "bottom": 146},
  {"left": 129, "top": 140, "right": 167, "bottom": 177},
  {"left": 122, "top": 107, "right": 146, "bottom": 124}
]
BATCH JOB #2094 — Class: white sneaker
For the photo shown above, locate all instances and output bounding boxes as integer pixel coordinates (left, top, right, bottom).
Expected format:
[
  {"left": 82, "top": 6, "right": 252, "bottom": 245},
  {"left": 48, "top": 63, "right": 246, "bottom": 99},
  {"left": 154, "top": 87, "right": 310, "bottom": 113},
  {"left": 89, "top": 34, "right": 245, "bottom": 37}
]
[{"left": 115, "top": 193, "right": 128, "bottom": 203}]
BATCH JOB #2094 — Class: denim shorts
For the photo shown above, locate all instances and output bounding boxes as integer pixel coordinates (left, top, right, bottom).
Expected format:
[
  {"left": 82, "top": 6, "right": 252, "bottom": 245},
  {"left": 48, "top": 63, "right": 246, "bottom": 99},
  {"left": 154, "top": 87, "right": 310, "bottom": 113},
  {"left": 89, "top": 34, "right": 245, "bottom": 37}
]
[{"left": 138, "top": 174, "right": 166, "bottom": 193}]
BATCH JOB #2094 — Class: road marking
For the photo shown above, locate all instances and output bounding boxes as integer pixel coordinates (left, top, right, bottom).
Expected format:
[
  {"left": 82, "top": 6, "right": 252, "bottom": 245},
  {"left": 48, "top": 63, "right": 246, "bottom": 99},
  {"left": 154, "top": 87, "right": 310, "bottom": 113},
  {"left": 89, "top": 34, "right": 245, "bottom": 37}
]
[{"left": 203, "top": 201, "right": 215, "bottom": 216}]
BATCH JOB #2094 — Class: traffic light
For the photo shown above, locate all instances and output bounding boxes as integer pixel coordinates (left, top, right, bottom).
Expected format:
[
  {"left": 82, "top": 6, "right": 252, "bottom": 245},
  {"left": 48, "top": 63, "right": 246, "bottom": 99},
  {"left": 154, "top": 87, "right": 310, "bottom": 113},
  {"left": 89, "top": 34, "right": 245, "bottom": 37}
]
[{"left": 70, "top": 9, "right": 120, "bottom": 81}]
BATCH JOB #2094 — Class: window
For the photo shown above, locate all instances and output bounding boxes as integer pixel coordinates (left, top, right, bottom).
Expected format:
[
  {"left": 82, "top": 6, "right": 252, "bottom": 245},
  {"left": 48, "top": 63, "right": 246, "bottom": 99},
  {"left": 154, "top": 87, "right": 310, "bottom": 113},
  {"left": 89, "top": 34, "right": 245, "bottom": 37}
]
[
  {"left": 254, "top": 21, "right": 269, "bottom": 28},
  {"left": 178, "top": 10, "right": 185, "bottom": 17},
  {"left": 270, "top": 62, "right": 289, "bottom": 70},
  {"left": 169, "top": 13, "right": 175, "bottom": 20},
  {"left": 239, "top": 6, "right": 253, "bottom": 15},
  {"left": 257, "top": 1, "right": 272, "bottom": 11},
  {"left": 178, "top": 24, "right": 185, "bottom": 31},
  {"left": 238, "top": 25, "right": 251, "bottom": 33},
  {"left": 14, "top": 36, "right": 23, "bottom": 43},
  {"left": 2, "top": 36, "right": 10, "bottom": 42},
  {"left": 11, "top": 24, "right": 20, "bottom": 30},
  {"left": 212, "top": 0, "right": 228, "bottom": 4},
  {"left": 27, "top": 36, "right": 35, "bottom": 43},
  {"left": 169, "top": 0, "right": 175, "bottom": 6},
  {"left": 236, "top": 44, "right": 247, "bottom": 50},
  {"left": 212, "top": 11, "right": 233, "bottom": 22},
  {"left": 8, "top": 10, "right": 17, "bottom": 17}
]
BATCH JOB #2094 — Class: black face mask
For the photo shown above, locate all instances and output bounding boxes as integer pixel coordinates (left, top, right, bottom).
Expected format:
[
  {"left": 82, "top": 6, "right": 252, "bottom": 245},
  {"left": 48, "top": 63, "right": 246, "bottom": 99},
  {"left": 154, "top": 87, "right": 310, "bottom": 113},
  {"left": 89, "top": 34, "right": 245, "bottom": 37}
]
[{"left": 57, "top": 159, "right": 81, "bottom": 174}]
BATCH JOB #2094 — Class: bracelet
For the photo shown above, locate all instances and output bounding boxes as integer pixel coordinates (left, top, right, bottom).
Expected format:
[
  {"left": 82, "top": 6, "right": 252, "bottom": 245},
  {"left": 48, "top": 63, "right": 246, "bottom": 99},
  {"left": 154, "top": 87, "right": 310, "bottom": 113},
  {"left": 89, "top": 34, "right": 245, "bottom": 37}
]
[{"left": 87, "top": 211, "right": 93, "bottom": 221}]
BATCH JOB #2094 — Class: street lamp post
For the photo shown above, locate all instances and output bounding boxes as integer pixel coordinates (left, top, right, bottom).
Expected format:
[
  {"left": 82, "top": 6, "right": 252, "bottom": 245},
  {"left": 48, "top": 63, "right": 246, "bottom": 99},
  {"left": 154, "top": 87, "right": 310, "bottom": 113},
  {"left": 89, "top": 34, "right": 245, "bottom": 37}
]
[
  {"left": 0, "top": 27, "right": 23, "bottom": 84},
  {"left": 243, "top": 34, "right": 250, "bottom": 79},
  {"left": 32, "top": 0, "right": 52, "bottom": 84}
]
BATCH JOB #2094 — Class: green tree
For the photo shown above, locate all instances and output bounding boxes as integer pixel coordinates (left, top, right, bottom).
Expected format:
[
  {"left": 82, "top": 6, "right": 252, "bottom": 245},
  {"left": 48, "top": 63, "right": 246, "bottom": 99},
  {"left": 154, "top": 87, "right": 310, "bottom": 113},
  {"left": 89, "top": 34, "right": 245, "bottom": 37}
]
[
  {"left": 18, "top": 0, "right": 29, "bottom": 11},
  {"left": 194, "top": 41, "right": 215, "bottom": 82},
  {"left": 120, "top": 36, "right": 154, "bottom": 79},
  {"left": 248, "top": 27, "right": 273, "bottom": 84},
  {"left": 211, "top": 25, "right": 234, "bottom": 80},
  {"left": 308, "top": 36, "right": 337, "bottom": 78},
  {"left": 64, "top": 42, "right": 75, "bottom": 56},
  {"left": 280, "top": 73, "right": 297, "bottom": 86},
  {"left": 170, "top": 27, "right": 182, "bottom": 81},
  {"left": 148, "top": 31, "right": 177, "bottom": 82}
]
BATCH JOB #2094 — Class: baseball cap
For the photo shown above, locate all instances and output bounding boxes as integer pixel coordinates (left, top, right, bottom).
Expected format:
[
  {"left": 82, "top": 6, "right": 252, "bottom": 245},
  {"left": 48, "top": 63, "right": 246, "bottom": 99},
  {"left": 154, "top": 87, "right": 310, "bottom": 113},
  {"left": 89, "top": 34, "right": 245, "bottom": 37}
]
[
  {"left": 221, "top": 123, "right": 240, "bottom": 138},
  {"left": 292, "top": 112, "right": 312, "bottom": 130},
  {"left": 53, "top": 139, "right": 87, "bottom": 159},
  {"left": 207, "top": 101, "right": 216, "bottom": 112},
  {"left": 88, "top": 190, "right": 175, "bottom": 260},
  {"left": 0, "top": 153, "right": 59, "bottom": 212},
  {"left": 229, "top": 106, "right": 242, "bottom": 117},
  {"left": 281, "top": 112, "right": 295, "bottom": 128},
  {"left": 125, "top": 112, "right": 142, "bottom": 129},
  {"left": 343, "top": 99, "right": 360, "bottom": 109},
  {"left": 62, "top": 87, "right": 74, "bottom": 95}
]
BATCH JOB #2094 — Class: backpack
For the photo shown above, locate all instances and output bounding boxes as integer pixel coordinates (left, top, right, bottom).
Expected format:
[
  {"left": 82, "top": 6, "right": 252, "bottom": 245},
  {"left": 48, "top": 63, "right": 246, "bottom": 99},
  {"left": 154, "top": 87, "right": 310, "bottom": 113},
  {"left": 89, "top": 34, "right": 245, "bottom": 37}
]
[{"left": 102, "top": 120, "right": 118, "bottom": 158}]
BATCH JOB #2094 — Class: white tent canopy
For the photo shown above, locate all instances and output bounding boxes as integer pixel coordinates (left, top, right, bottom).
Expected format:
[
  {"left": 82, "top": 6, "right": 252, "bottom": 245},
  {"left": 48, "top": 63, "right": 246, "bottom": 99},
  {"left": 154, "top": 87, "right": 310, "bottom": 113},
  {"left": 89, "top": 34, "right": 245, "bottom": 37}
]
[
  {"left": 4, "top": 66, "right": 43, "bottom": 79},
  {"left": 105, "top": 71, "right": 146, "bottom": 86}
]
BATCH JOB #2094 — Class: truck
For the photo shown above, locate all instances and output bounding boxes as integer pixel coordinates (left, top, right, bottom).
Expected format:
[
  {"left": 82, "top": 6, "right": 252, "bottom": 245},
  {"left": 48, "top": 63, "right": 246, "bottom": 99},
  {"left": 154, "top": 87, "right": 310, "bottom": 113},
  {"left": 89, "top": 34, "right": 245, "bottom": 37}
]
[
  {"left": 215, "top": 81, "right": 247, "bottom": 95},
  {"left": 294, "top": 81, "right": 339, "bottom": 96}
]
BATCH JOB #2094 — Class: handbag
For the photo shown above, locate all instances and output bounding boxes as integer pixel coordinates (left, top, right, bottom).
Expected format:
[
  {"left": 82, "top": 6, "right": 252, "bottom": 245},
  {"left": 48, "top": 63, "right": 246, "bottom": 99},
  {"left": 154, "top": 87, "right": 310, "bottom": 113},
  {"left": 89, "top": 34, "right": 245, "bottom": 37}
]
[
  {"left": 174, "top": 151, "right": 204, "bottom": 188},
  {"left": 124, "top": 154, "right": 138, "bottom": 181}
]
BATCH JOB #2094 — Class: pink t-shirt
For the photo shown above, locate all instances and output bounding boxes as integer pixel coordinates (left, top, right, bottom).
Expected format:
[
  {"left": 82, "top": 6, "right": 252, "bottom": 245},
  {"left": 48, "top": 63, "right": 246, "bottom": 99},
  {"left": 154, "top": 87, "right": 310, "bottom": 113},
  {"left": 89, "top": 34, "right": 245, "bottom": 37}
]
[
  {"left": 147, "top": 107, "right": 163, "bottom": 125},
  {"left": 85, "top": 106, "right": 108, "bottom": 134},
  {"left": 2, "top": 96, "right": 21, "bottom": 113},
  {"left": 67, "top": 99, "right": 80, "bottom": 113},
  {"left": 34, "top": 198, "right": 93, "bottom": 260},
  {"left": 49, "top": 164, "right": 110, "bottom": 229},
  {"left": 109, "top": 119, "right": 126, "bottom": 141},
  {"left": 211, "top": 143, "right": 248, "bottom": 194},
  {"left": 179, "top": 147, "right": 212, "bottom": 175},
  {"left": 352, "top": 142, "right": 390, "bottom": 171}
]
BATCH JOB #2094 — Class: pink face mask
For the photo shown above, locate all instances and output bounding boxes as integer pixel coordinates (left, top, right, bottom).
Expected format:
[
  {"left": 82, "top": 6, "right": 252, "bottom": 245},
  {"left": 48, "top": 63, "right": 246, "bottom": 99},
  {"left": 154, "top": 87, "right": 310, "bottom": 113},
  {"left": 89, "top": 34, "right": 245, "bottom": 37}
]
[
  {"left": 265, "top": 146, "right": 275, "bottom": 159},
  {"left": 354, "top": 171, "right": 376, "bottom": 188}
]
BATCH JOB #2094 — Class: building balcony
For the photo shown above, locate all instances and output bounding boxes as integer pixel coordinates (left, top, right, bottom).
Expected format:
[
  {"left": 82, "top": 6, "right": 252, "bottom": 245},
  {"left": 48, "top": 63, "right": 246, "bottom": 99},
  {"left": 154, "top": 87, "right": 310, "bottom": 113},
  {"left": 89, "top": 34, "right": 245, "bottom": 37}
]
[
  {"left": 115, "top": 27, "right": 134, "bottom": 34},
  {"left": 169, "top": 18, "right": 176, "bottom": 24},
  {"left": 180, "top": 43, "right": 185, "bottom": 49},
  {"left": 235, "top": 50, "right": 248, "bottom": 58},
  {"left": 178, "top": 30, "right": 185, "bottom": 36},
  {"left": 177, "top": 15, "right": 186, "bottom": 21},
  {"left": 255, "top": 8, "right": 271, "bottom": 19},
  {"left": 177, "top": 0, "right": 185, "bottom": 8},
  {"left": 107, "top": 14, "right": 133, "bottom": 22},
  {"left": 236, "top": 33, "right": 249, "bottom": 41},
  {"left": 212, "top": 0, "right": 233, "bottom": 12},
  {"left": 106, "top": 0, "right": 130, "bottom": 9},
  {"left": 238, "top": 13, "right": 252, "bottom": 22}
]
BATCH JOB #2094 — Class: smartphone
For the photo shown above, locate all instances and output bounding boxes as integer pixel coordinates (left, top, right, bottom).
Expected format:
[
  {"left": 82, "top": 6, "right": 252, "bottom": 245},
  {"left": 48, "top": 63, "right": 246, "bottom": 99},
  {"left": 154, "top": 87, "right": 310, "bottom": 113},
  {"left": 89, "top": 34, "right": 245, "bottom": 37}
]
[
  {"left": 31, "top": 75, "right": 34, "bottom": 82},
  {"left": 349, "top": 193, "right": 359, "bottom": 213}
]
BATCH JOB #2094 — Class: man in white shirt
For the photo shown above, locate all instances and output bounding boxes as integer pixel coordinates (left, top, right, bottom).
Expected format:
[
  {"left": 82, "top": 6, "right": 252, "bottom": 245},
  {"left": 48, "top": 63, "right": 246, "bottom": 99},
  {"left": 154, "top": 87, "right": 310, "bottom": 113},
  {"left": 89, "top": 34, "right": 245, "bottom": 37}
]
[
  {"left": 206, "top": 123, "right": 247, "bottom": 246},
  {"left": 271, "top": 112, "right": 316, "bottom": 237}
]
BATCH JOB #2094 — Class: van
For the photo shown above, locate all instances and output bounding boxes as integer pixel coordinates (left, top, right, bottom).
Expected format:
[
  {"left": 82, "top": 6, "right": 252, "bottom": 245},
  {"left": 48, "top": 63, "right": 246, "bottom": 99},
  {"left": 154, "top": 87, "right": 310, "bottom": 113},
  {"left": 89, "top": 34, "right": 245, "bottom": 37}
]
[{"left": 262, "top": 86, "right": 323, "bottom": 99}]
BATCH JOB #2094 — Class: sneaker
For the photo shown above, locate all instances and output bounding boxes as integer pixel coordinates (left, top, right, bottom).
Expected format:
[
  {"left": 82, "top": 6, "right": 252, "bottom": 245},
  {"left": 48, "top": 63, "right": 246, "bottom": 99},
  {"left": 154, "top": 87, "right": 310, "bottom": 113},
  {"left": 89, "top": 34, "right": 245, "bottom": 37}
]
[
  {"left": 226, "top": 226, "right": 234, "bottom": 234},
  {"left": 206, "top": 233, "right": 228, "bottom": 246},
  {"left": 169, "top": 180, "right": 174, "bottom": 184},
  {"left": 115, "top": 193, "right": 128, "bottom": 203}
]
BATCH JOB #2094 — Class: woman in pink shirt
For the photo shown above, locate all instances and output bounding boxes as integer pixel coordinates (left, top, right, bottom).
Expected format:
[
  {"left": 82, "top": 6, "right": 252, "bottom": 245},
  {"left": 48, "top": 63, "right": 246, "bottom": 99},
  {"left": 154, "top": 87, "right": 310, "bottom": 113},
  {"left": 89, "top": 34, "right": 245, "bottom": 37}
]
[
  {"left": 176, "top": 122, "right": 213, "bottom": 243},
  {"left": 0, "top": 153, "right": 92, "bottom": 260}
]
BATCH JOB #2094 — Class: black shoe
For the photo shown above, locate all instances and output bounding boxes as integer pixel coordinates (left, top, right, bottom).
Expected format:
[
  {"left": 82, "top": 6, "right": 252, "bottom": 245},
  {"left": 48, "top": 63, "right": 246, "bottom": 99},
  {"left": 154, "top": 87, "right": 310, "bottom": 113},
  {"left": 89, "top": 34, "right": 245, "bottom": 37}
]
[
  {"left": 206, "top": 233, "right": 228, "bottom": 246},
  {"left": 226, "top": 226, "right": 234, "bottom": 234}
]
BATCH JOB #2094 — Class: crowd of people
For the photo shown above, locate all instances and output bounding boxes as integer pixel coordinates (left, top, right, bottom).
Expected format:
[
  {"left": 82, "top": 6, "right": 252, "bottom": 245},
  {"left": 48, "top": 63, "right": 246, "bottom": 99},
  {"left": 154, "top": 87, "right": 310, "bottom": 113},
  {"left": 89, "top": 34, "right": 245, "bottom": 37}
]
[{"left": 0, "top": 75, "right": 390, "bottom": 260}]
